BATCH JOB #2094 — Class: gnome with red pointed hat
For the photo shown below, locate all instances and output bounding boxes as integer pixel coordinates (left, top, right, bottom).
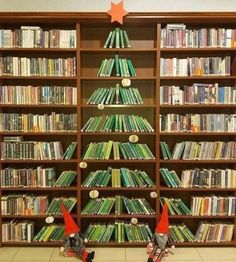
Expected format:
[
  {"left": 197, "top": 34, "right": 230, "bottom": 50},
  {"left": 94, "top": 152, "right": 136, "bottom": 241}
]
[
  {"left": 60, "top": 204, "right": 95, "bottom": 262},
  {"left": 146, "top": 203, "right": 174, "bottom": 262}
]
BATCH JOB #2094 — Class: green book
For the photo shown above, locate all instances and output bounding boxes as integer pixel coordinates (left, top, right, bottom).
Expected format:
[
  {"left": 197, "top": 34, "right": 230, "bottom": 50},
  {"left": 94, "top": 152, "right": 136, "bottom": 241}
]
[
  {"left": 123, "top": 30, "right": 131, "bottom": 48},
  {"left": 109, "top": 30, "right": 116, "bottom": 48},
  {"left": 115, "top": 28, "right": 120, "bottom": 48},
  {"left": 104, "top": 31, "right": 113, "bottom": 48},
  {"left": 63, "top": 142, "right": 77, "bottom": 160}
]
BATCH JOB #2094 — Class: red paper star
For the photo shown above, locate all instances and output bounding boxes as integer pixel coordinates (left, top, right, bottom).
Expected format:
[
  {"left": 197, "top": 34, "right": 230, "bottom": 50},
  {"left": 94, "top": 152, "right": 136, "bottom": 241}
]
[{"left": 107, "top": 1, "right": 128, "bottom": 24}]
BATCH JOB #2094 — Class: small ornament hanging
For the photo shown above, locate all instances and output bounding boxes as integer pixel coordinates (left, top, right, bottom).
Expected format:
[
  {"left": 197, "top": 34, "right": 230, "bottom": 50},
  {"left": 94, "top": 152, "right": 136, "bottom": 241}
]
[
  {"left": 45, "top": 216, "right": 54, "bottom": 224},
  {"left": 150, "top": 191, "right": 157, "bottom": 198},
  {"left": 121, "top": 78, "right": 131, "bottom": 87},
  {"left": 131, "top": 217, "right": 138, "bottom": 224},
  {"left": 89, "top": 190, "right": 99, "bottom": 199},
  {"left": 79, "top": 162, "right": 88, "bottom": 169},
  {"left": 129, "top": 135, "right": 139, "bottom": 143}
]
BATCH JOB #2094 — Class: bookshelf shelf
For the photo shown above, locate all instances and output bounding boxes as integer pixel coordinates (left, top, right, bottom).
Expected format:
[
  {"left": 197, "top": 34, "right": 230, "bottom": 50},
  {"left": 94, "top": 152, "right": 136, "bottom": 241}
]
[
  {"left": 2, "top": 214, "right": 77, "bottom": 218},
  {"left": 0, "top": 12, "right": 235, "bottom": 247}
]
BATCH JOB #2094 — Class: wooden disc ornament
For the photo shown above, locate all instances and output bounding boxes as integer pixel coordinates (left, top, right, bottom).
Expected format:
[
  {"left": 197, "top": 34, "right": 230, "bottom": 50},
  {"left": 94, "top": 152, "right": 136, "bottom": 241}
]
[
  {"left": 129, "top": 134, "right": 139, "bottom": 143},
  {"left": 121, "top": 78, "right": 131, "bottom": 87},
  {"left": 98, "top": 103, "right": 105, "bottom": 110},
  {"left": 131, "top": 217, "right": 138, "bottom": 224},
  {"left": 45, "top": 216, "right": 54, "bottom": 224},
  {"left": 150, "top": 191, "right": 157, "bottom": 198},
  {"left": 89, "top": 190, "right": 99, "bottom": 199},
  {"left": 79, "top": 162, "right": 88, "bottom": 169}
]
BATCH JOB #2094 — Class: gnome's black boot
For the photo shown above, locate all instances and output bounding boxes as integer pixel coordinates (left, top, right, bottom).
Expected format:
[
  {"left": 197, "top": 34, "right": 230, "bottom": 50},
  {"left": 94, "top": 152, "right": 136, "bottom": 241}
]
[{"left": 86, "top": 251, "right": 95, "bottom": 262}]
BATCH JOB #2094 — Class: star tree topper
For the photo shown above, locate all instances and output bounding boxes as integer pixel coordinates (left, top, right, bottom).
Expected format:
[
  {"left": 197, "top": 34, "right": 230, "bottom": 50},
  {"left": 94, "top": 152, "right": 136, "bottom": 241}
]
[{"left": 107, "top": 0, "right": 128, "bottom": 24}]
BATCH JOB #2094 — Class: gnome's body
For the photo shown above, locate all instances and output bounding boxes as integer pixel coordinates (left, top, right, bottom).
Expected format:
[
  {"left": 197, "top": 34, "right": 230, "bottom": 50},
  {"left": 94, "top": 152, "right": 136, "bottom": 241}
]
[
  {"left": 61, "top": 205, "right": 94, "bottom": 262},
  {"left": 147, "top": 204, "right": 174, "bottom": 262}
]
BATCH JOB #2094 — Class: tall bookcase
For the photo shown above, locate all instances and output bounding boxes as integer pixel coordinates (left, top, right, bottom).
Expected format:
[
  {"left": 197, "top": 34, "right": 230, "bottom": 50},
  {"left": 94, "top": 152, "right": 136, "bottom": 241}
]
[{"left": 0, "top": 12, "right": 235, "bottom": 247}]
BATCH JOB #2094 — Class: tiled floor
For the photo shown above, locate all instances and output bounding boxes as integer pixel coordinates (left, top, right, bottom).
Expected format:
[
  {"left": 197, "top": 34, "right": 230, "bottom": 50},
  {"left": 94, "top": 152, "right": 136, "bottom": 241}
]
[{"left": 0, "top": 247, "right": 236, "bottom": 262}]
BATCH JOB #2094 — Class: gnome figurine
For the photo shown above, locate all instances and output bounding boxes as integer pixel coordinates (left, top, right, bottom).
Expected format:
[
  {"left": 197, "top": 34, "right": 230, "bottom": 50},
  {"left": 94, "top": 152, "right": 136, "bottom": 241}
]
[
  {"left": 60, "top": 204, "right": 95, "bottom": 262},
  {"left": 146, "top": 203, "right": 174, "bottom": 262}
]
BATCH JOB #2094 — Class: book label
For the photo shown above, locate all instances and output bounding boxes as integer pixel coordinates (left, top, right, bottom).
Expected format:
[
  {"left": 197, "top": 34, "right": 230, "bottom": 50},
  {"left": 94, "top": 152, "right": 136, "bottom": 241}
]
[
  {"left": 129, "top": 135, "right": 139, "bottom": 143},
  {"left": 89, "top": 190, "right": 99, "bottom": 199},
  {"left": 122, "top": 78, "right": 131, "bottom": 87},
  {"left": 79, "top": 162, "right": 88, "bottom": 169},
  {"left": 45, "top": 216, "right": 54, "bottom": 224}
]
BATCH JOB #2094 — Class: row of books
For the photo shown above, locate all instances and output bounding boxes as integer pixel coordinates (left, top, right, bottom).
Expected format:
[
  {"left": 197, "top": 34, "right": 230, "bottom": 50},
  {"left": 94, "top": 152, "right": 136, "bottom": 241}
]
[
  {"left": 161, "top": 197, "right": 191, "bottom": 215},
  {"left": 104, "top": 28, "right": 131, "bottom": 48},
  {"left": 1, "top": 137, "right": 77, "bottom": 160},
  {"left": 191, "top": 196, "right": 236, "bottom": 216},
  {"left": 160, "top": 114, "right": 236, "bottom": 132},
  {"left": 160, "top": 141, "right": 236, "bottom": 160},
  {"left": 97, "top": 55, "right": 136, "bottom": 77},
  {"left": 0, "top": 57, "right": 76, "bottom": 77},
  {"left": 195, "top": 222, "right": 234, "bottom": 243},
  {"left": 82, "top": 168, "right": 154, "bottom": 188},
  {"left": 160, "top": 84, "right": 236, "bottom": 105},
  {"left": 161, "top": 168, "right": 236, "bottom": 188},
  {"left": 0, "top": 167, "right": 77, "bottom": 188},
  {"left": 87, "top": 85, "right": 143, "bottom": 105},
  {"left": 0, "top": 27, "right": 76, "bottom": 48},
  {"left": 85, "top": 221, "right": 152, "bottom": 243},
  {"left": 161, "top": 25, "right": 236, "bottom": 48},
  {"left": 0, "top": 113, "right": 77, "bottom": 132},
  {"left": 160, "top": 56, "right": 231, "bottom": 76},
  {"left": 0, "top": 85, "right": 77, "bottom": 105},
  {"left": 2, "top": 221, "right": 233, "bottom": 243},
  {"left": 1, "top": 195, "right": 76, "bottom": 215},
  {"left": 81, "top": 196, "right": 155, "bottom": 215},
  {"left": 81, "top": 114, "right": 154, "bottom": 133},
  {"left": 82, "top": 141, "right": 155, "bottom": 160},
  {"left": 161, "top": 196, "right": 236, "bottom": 216}
]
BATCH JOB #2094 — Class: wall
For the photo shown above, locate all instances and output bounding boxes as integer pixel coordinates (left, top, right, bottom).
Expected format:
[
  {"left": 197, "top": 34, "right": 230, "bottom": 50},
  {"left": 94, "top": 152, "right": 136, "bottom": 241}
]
[{"left": 0, "top": 0, "right": 235, "bottom": 12}]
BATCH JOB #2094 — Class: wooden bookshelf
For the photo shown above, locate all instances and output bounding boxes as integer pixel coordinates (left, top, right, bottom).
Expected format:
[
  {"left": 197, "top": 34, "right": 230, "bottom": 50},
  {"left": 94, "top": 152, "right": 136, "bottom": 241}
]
[{"left": 0, "top": 12, "right": 236, "bottom": 247}]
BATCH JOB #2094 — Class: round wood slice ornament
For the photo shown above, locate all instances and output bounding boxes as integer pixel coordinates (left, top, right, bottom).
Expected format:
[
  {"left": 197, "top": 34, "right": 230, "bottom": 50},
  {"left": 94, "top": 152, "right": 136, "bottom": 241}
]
[
  {"left": 129, "top": 134, "right": 139, "bottom": 143},
  {"left": 89, "top": 190, "right": 99, "bottom": 199},
  {"left": 150, "top": 191, "right": 157, "bottom": 198},
  {"left": 98, "top": 103, "right": 105, "bottom": 110},
  {"left": 121, "top": 78, "right": 131, "bottom": 87},
  {"left": 131, "top": 217, "right": 138, "bottom": 224},
  {"left": 79, "top": 162, "right": 88, "bottom": 169},
  {"left": 45, "top": 216, "right": 54, "bottom": 224}
]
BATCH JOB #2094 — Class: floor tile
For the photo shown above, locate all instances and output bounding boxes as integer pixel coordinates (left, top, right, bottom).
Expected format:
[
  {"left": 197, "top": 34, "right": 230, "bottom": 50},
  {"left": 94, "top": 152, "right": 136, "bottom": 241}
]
[
  {"left": 126, "top": 247, "right": 147, "bottom": 260},
  {"left": 0, "top": 248, "right": 19, "bottom": 260},
  {"left": 91, "top": 247, "right": 126, "bottom": 261},
  {"left": 196, "top": 247, "right": 236, "bottom": 260},
  {"left": 12, "top": 247, "right": 54, "bottom": 261},
  {"left": 164, "top": 248, "right": 201, "bottom": 261},
  {"left": 50, "top": 248, "right": 80, "bottom": 261}
]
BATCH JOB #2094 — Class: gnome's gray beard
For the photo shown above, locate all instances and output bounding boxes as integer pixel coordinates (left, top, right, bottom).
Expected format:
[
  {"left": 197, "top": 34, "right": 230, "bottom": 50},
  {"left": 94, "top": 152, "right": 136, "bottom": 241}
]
[{"left": 155, "top": 233, "right": 168, "bottom": 249}]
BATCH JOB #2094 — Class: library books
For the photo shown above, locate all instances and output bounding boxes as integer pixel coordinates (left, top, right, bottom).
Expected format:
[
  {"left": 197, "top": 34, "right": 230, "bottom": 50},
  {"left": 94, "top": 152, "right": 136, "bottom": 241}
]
[
  {"left": 160, "top": 56, "right": 231, "bottom": 76},
  {"left": 0, "top": 27, "right": 76, "bottom": 48},
  {"left": 160, "top": 114, "right": 236, "bottom": 132},
  {"left": 81, "top": 114, "right": 154, "bottom": 133},
  {"left": 46, "top": 197, "right": 76, "bottom": 215},
  {"left": 33, "top": 224, "right": 64, "bottom": 242},
  {"left": 161, "top": 25, "right": 236, "bottom": 48},
  {"left": 1, "top": 166, "right": 56, "bottom": 188},
  {"left": 0, "top": 113, "right": 77, "bottom": 132},
  {"left": 195, "top": 222, "right": 234, "bottom": 243},
  {"left": 160, "top": 84, "right": 236, "bottom": 105},
  {"left": 169, "top": 224, "right": 196, "bottom": 243},
  {"left": 97, "top": 55, "right": 136, "bottom": 77},
  {"left": 180, "top": 168, "right": 236, "bottom": 188},
  {"left": 1, "top": 194, "right": 49, "bottom": 215},
  {"left": 160, "top": 197, "right": 191, "bottom": 215},
  {"left": 104, "top": 28, "right": 131, "bottom": 48},
  {"left": 2, "top": 220, "right": 35, "bottom": 242},
  {"left": 81, "top": 196, "right": 155, "bottom": 215},
  {"left": 160, "top": 141, "right": 236, "bottom": 160},
  {"left": 0, "top": 167, "right": 77, "bottom": 188},
  {"left": 82, "top": 141, "right": 155, "bottom": 160},
  {"left": 0, "top": 85, "right": 77, "bottom": 105},
  {"left": 84, "top": 221, "right": 152, "bottom": 243},
  {"left": 87, "top": 85, "right": 143, "bottom": 105},
  {"left": 0, "top": 57, "right": 76, "bottom": 77},
  {"left": 82, "top": 168, "right": 155, "bottom": 188},
  {"left": 160, "top": 168, "right": 181, "bottom": 188},
  {"left": 1, "top": 137, "right": 64, "bottom": 160},
  {"left": 191, "top": 196, "right": 236, "bottom": 216}
]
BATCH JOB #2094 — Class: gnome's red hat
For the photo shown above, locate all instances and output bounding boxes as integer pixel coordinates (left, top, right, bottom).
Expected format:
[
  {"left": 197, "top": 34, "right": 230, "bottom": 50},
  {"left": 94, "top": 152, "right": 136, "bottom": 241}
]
[
  {"left": 155, "top": 203, "right": 169, "bottom": 234},
  {"left": 61, "top": 204, "right": 80, "bottom": 236}
]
